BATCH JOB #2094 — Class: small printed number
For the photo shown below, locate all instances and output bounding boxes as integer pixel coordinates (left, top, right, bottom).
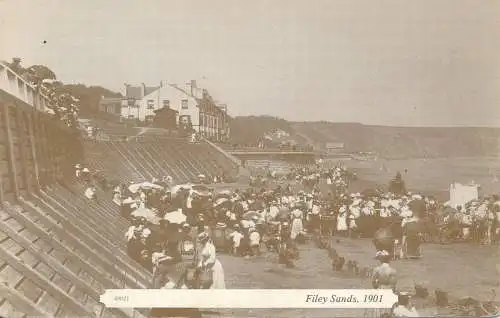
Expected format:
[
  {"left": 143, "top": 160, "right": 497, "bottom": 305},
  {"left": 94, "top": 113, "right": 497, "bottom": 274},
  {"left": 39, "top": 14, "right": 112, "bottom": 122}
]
[
  {"left": 364, "top": 294, "right": 383, "bottom": 303},
  {"left": 114, "top": 296, "right": 129, "bottom": 302}
]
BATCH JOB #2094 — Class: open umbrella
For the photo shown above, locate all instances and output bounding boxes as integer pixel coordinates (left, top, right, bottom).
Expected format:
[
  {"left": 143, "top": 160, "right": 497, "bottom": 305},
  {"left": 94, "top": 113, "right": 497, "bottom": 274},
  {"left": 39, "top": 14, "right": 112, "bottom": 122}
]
[
  {"left": 214, "top": 197, "right": 232, "bottom": 209},
  {"left": 192, "top": 184, "right": 209, "bottom": 192},
  {"left": 193, "top": 189, "right": 211, "bottom": 196},
  {"left": 214, "top": 190, "right": 232, "bottom": 200},
  {"left": 128, "top": 183, "right": 143, "bottom": 193},
  {"left": 164, "top": 210, "right": 187, "bottom": 224},
  {"left": 141, "top": 181, "right": 164, "bottom": 190},
  {"left": 122, "top": 197, "right": 135, "bottom": 204},
  {"left": 242, "top": 211, "right": 260, "bottom": 220},
  {"left": 131, "top": 207, "right": 161, "bottom": 225}
]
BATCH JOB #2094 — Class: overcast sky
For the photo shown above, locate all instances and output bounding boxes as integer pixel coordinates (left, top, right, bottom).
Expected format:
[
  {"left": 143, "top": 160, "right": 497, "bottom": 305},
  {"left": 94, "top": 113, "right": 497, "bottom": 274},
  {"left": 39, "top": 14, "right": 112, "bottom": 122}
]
[{"left": 1, "top": 0, "right": 499, "bottom": 126}]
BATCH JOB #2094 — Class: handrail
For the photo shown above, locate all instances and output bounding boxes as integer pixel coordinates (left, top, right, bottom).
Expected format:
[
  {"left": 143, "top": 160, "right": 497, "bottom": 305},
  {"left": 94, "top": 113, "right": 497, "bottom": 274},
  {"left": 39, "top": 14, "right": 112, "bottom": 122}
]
[
  {"left": 229, "top": 149, "right": 317, "bottom": 155},
  {"left": 221, "top": 146, "right": 316, "bottom": 153},
  {"left": 0, "top": 62, "right": 51, "bottom": 112}
]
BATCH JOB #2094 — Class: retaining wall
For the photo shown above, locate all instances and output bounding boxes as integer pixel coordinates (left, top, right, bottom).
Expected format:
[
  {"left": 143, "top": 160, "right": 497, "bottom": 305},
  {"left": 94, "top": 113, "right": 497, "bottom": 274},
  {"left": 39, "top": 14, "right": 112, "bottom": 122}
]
[{"left": 0, "top": 90, "right": 82, "bottom": 200}]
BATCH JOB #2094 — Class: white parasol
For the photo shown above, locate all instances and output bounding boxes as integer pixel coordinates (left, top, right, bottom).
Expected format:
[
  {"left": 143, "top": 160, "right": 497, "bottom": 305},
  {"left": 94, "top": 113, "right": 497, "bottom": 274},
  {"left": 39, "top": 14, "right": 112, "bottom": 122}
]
[
  {"left": 122, "top": 197, "right": 135, "bottom": 204},
  {"left": 140, "top": 181, "right": 164, "bottom": 190},
  {"left": 192, "top": 184, "right": 210, "bottom": 193},
  {"left": 215, "top": 197, "right": 230, "bottom": 206},
  {"left": 128, "top": 183, "right": 142, "bottom": 193},
  {"left": 164, "top": 209, "right": 187, "bottom": 224},
  {"left": 130, "top": 207, "right": 161, "bottom": 224},
  {"left": 192, "top": 189, "right": 211, "bottom": 196},
  {"left": 128, "top": 181, "right": 164, "bottom": 193},
  {"left": 242, "top": 211, "right": 260, "bottom": 220}
]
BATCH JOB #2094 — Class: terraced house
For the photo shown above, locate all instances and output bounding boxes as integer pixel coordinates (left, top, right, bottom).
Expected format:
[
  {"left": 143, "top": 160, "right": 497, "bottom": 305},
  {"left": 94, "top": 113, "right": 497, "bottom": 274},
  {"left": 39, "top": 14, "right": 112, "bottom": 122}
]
[{"left": 117, "top": 80, "right": 230, "bottom": 142}]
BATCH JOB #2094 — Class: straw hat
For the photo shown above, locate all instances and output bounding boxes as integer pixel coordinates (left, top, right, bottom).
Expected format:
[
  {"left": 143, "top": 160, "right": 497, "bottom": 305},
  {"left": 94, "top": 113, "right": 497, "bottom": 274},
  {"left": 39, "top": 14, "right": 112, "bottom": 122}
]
[
  {"left": 197, "top": 232, "right": 210, "bottom": 243},
  {"left": 375, "top": 250, "right": 390, "bottom": 259},
  {"left": 152, "top": 252, "right": 174, "bottom": 266}
]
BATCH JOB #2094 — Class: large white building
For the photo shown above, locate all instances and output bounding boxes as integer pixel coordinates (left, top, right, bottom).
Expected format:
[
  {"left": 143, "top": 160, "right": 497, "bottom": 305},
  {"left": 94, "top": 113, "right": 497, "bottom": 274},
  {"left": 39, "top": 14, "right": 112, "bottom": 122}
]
[{"left": 112, "top": 80, "right": 230, "bottom": 141}]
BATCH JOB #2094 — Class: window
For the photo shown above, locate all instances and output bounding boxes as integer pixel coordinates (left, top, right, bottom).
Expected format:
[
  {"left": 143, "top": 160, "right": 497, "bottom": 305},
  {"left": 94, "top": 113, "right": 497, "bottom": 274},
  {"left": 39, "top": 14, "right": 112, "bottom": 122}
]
[
  {"left": 179, "top": 115, "right": 191, "bottom": 125},
  {"left": 162, "top": 100, "right": 170, "bottom": 108},
  {"left": 147, "top": 100, "right": 154, "bottom": 109},
  {"left": 181, "top": 99, "right": 188, "bottom": 109}
]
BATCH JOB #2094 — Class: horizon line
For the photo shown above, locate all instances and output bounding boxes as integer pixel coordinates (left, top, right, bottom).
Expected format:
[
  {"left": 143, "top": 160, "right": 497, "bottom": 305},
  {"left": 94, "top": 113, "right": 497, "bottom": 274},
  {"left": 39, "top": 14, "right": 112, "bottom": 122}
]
[{"left": 230, "top": 116, "right": 500, "bottom": 129}]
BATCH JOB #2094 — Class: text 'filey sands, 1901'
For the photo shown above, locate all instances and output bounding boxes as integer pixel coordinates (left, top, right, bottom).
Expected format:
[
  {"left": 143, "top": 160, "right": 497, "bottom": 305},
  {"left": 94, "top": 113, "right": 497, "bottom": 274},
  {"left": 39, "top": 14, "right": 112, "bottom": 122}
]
[{"left": 306, "top": 293, "right": 360, "bottom": 305}]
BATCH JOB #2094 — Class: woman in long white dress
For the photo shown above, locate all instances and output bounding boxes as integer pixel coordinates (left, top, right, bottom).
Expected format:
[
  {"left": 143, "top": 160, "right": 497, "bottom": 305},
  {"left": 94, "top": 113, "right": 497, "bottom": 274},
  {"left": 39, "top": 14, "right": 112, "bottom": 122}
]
[
  {"left": 337, "top": 206, "right": 348, "bottom": 236},
  {"left": 290, "top": 207, "right": 304, "bottom": 240},
  {"left": 364, "top": 250, "right": 398, "bottom": 318},
  {"left": 197, "top": 232, "right": 226, "bottom": 289}
]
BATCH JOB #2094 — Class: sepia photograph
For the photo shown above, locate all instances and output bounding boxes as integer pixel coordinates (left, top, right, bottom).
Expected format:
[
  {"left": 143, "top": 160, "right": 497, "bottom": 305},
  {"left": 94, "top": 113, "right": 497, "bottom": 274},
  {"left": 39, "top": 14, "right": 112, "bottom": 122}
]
[{"left": 0, "top": 0, "right": 499, "bottom": 317}]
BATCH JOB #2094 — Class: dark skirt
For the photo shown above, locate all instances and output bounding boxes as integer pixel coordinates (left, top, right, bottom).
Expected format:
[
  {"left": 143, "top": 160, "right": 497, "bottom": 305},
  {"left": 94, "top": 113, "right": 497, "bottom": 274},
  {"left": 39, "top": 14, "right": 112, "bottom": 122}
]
[
  {"left": 363, "top": 307, "right": 392, "bottom": 318},
  {"left": 406, "top": 234, "right": 421, "bottom": 258}
]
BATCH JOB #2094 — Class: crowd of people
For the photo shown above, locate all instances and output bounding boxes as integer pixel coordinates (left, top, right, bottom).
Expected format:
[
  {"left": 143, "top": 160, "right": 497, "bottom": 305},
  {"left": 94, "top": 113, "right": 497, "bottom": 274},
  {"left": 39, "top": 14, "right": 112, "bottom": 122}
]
[{"left": 73, "top": 158, "right": 500, "bottom": 317}]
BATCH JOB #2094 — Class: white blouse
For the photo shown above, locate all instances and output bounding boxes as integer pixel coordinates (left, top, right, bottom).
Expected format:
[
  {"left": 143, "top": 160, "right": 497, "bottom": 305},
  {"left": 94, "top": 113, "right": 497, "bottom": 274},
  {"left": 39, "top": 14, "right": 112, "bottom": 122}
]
[{"left": 198, "top": 242, "right": 217, "bottom": 268}]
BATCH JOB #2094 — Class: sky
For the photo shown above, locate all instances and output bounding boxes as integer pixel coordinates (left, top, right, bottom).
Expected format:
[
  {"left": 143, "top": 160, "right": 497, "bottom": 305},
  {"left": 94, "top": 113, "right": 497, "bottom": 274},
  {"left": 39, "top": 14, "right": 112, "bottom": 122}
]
[{"left": 1, "top": 0, "right": 499, "bottom": 126}]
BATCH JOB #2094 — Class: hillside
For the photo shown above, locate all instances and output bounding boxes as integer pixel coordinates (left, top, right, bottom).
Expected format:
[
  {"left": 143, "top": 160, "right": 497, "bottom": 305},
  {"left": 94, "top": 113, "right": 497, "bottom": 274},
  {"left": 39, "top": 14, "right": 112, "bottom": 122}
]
[
  {"left": 228, "top": 116, "right": 500, "bottom": 159},
  {"left": 228, "top": 116, "right": 308, "bottom": 147}
]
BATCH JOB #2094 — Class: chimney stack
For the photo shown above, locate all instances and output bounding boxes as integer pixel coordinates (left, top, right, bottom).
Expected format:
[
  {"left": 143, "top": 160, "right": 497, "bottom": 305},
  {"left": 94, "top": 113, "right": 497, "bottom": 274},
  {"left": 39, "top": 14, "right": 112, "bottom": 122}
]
[{"left": 186, "top": 80, "right": 196, "bottom": 96}]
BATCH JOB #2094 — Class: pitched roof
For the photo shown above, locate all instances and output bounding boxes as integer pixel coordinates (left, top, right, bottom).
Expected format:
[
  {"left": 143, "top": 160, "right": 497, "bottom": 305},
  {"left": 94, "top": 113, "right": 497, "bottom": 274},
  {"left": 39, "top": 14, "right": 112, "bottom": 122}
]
[
  {"left": 145, "top": 86, "right": 159, "bottom": 96},
  {"left": 125, "top": 86, "right": 142, "bottom": 99},
  {"left": 99, "top": 97, "right": 122, "bottom": 105},
  {"left": 168, "top": 84, "right": 196, "bottom": 99}
]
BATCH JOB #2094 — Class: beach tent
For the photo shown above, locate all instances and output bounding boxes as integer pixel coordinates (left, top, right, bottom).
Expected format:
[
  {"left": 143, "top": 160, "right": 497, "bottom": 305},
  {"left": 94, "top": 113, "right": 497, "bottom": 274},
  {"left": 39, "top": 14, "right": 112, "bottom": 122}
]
[{"left": 449, "top": 182, "right": 479, "bottom": 209}]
